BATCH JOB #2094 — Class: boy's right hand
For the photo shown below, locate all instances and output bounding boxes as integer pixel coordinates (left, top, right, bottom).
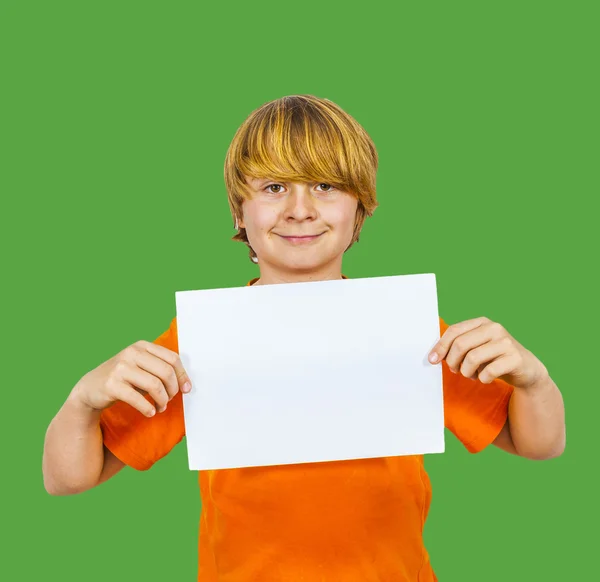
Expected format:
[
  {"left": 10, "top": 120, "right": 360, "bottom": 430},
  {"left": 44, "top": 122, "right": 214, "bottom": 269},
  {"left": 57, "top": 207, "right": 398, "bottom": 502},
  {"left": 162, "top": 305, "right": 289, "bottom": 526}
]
[{"left": 72, "top": 341, "right": 192, "bottom": 417}]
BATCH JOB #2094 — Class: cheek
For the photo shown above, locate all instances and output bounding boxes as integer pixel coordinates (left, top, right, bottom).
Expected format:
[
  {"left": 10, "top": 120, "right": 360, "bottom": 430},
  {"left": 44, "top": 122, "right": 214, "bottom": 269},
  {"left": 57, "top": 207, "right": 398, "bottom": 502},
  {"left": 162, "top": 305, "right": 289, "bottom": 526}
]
[
  {"left": 326, "top": 200, "right": 358, "bottom": 232},
  {"left": 244, "top": 204, "right": 278, "bottom": 235}
]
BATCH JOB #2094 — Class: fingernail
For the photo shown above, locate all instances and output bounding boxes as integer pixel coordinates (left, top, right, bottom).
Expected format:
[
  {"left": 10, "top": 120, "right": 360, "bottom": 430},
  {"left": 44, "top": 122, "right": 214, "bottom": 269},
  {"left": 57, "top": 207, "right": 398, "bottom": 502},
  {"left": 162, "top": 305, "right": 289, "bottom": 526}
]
[
  {"left": 429, "top": 352, "right": 439, "bottom": 363},
  {"left": 183, "top": 382, "right": 191, "bottom": 393}
]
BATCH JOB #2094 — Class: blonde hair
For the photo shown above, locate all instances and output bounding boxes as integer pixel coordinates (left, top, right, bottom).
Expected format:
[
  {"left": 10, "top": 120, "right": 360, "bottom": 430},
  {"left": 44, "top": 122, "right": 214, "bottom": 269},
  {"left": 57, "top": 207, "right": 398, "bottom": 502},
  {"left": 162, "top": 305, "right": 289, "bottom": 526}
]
[{"left": 224, "top": 95, "right": 379, "bottom": 263}]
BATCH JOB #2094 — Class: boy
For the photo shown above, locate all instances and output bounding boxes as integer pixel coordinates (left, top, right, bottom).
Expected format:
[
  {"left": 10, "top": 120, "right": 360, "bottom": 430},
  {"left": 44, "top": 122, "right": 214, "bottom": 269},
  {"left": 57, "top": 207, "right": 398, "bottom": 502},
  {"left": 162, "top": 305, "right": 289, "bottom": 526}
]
[{"left": 43, "top": 95, "right": 565, "bottom": 581}]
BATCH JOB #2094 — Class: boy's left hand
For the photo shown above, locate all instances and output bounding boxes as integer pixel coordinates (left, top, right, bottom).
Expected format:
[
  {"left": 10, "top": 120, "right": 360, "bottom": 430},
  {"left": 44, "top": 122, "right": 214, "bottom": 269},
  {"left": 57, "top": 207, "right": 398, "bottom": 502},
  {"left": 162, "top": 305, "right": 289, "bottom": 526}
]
[{"left": 428, "top": 317, "right": 548, "bottom": 390}]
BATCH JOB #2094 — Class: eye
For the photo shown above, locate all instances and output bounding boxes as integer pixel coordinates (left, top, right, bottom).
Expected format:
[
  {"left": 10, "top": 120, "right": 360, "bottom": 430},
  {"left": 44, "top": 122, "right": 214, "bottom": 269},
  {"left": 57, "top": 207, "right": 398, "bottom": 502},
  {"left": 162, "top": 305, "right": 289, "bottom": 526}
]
[
  {"left": 265, "top": 183, "right": 285, "bottom": 194},
  {"left": 316, "top": 183, "right": 335, "bottom": 192}
]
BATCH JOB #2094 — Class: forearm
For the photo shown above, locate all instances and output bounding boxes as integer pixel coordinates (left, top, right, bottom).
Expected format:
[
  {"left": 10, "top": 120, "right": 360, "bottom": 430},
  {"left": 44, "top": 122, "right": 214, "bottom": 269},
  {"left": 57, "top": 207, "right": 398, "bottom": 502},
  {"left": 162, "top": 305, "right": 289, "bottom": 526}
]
[
  {"left": 43, "top": 388, "right": 105, "bottom": 496},
  {"left": 507, "top": 372, "right": 566, "bottom": 460}
]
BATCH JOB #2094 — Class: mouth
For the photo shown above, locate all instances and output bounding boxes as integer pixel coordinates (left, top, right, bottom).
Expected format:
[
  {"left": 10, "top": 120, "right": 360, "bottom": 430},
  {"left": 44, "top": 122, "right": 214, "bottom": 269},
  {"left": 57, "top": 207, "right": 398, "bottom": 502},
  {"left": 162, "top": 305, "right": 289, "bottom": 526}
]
[{"left": 276, "top": 232, "right": 325, "bottom": 245}]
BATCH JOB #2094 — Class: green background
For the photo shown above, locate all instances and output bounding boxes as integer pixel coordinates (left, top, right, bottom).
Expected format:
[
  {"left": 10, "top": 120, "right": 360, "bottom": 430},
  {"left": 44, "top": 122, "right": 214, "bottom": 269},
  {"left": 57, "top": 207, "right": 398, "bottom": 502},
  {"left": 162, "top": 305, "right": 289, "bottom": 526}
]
[{"left": 2, "top": 1, "right": 597, "bottom": 580}]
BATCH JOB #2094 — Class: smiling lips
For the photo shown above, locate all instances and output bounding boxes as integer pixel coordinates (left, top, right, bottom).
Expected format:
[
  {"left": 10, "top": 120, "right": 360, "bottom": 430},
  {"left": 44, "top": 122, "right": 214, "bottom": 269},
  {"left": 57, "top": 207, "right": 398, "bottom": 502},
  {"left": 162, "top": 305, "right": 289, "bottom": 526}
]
[{"left": 277, "top": 232, "right": 325, "bottom": 245}]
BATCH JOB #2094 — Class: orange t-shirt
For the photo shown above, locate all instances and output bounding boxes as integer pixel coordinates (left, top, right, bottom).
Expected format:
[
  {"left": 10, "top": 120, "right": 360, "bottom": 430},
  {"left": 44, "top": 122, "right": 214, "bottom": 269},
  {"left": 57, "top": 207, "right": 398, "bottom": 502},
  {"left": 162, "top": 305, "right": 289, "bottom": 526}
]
[{"left": 100, "top": 280, "right": 514, "bottom": 582}]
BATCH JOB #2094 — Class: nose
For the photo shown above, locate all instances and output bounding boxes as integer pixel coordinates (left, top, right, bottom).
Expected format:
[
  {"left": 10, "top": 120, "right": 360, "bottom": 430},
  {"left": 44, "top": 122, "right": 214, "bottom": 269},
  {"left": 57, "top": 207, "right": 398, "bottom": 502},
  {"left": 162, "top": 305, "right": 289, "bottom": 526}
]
[{"left": 283, "top": 184, "right": 318, "bottom": 221}]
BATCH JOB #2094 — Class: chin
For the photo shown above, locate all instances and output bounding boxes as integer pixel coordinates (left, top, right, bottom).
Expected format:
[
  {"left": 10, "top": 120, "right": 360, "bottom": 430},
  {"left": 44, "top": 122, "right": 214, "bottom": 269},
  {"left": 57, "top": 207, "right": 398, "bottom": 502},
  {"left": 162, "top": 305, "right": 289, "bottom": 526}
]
[{"left": 276, "top": 251, "right": 336, "bottom": 273}]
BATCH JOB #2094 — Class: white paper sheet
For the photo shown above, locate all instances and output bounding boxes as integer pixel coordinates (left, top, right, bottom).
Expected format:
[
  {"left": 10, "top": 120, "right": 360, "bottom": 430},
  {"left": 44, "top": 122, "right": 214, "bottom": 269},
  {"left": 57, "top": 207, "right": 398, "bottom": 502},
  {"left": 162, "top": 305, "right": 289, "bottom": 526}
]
[{"left": 175, "top": 273, "right": 444, "bottom": 470}]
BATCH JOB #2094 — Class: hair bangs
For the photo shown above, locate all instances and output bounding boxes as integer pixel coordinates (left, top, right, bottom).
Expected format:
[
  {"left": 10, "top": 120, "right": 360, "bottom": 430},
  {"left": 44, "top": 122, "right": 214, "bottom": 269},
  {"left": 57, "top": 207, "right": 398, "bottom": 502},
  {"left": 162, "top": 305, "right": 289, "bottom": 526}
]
[{"left": 233, "top": 99, "right": 366, "bottom": 198}]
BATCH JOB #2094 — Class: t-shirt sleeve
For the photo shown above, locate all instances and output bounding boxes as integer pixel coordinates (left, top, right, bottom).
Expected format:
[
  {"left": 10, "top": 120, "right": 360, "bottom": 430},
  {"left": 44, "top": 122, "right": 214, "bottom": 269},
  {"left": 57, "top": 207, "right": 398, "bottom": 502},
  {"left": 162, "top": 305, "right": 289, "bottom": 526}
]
[
  {"left": 99, "top": 316, "right": 185, "bottom": 471},
  {"left": 440, "top": 317, "right": 515, "bottom": 453}
]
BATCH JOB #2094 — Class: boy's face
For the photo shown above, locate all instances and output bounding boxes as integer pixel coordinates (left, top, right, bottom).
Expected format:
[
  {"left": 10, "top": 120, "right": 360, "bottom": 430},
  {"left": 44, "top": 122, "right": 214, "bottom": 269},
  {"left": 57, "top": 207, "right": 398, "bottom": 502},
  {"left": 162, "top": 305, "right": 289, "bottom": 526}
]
[{"left": 240, "top": 177, "right": 358, "bottom": 278}]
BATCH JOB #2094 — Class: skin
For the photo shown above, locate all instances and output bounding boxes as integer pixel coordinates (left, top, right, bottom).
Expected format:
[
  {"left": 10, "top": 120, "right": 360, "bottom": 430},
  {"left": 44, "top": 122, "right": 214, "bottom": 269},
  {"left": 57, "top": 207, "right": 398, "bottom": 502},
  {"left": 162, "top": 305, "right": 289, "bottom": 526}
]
[
  {"left": 241, "top": 176, "right": 566, "bottom": 460},
  {"left": 44, "top": 176, "right": 565, "bottom": 496},
  {"left": 429, "top": 318, "right": 565, "bottom": 459},
  {"left": 239, "top": 178, "right": 358, "bottom": 285},
  {"left": 43, "top": 341, "right": 192, "bottom": 495}
]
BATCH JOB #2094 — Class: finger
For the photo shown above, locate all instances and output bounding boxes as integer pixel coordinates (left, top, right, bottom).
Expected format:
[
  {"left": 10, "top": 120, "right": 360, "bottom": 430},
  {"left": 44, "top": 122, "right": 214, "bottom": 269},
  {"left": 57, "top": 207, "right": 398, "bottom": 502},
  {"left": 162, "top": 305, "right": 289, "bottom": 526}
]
[
  {"left": 112, "top": 381, "right": 157, "bottom": 418},
  {"left": 429, "top": 317, "right": 490, "bottom": 364},
  {"left": 477, "top": 353, "right": 518, "bottom": 384},
  {"left": 469, "top": 363, "right": 487, "bottom": 381},
  {"left": 139, "top": 340, "right": 193, "bottom": 394},
  {"left": 132, "top": 348, "right": 180, "bottom": 401},
  {"left": 459, "top": 339, "right": 508, "bottom": 378},
  {"left": 120, "top": 363, "right": 169, "bottom": 412},
  {"left": 445, "top": 326, "right": 496, "bottom": 372}
]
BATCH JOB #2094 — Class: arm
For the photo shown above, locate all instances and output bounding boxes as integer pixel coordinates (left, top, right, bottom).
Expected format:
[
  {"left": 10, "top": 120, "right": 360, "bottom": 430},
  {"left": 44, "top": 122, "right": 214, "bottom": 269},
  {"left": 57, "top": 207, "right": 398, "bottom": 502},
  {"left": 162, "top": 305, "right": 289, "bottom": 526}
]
[
  {"left": 43, "top": 338, "right": 191, "bottom": 495},
  {"left": 43, "top": 387, "right": 125, "bottom": 496},
  {"left": 431, "top": 317, "right": 566, "bottom": 461},
  {"left": 493, "top": 372, "right": 565, "bottom": 459}
]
